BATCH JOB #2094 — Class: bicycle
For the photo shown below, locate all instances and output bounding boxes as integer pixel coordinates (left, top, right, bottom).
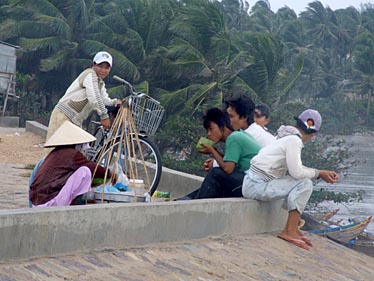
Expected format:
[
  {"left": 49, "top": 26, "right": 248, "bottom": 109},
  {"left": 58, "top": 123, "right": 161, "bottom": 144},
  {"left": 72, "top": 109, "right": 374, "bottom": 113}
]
[{"left": 87, "top": 75, "right": 164, "bottom": 196}]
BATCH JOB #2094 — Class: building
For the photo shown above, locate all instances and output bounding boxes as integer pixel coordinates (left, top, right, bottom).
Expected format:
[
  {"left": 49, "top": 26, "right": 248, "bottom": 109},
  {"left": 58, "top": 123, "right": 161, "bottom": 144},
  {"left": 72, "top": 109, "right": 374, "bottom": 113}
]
[{"left": 0, "top": 40, "right": 19, "bottom": 116}]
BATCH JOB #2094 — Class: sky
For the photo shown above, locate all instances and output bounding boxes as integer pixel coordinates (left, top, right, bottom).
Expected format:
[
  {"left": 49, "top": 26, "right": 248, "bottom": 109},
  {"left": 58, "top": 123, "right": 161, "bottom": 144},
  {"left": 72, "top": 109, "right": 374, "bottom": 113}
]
[{"left": 265, "top": 0, "right": 374, "bottom": 14}]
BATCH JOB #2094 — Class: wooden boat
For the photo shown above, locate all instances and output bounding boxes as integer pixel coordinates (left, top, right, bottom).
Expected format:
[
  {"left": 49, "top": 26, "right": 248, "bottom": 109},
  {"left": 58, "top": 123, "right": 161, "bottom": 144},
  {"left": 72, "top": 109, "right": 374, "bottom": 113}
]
[
  {"left": 309, "top": 216, "right": 372, "bottom": 244},
  {"left": 358, "top": 230, "right": 374, "bottom": 241},
  {"left": 347, "top": 230, "right": 374, "bottom": 257},
  {"left": 308, "top": 208, "right": 340, "bottom": 220}
]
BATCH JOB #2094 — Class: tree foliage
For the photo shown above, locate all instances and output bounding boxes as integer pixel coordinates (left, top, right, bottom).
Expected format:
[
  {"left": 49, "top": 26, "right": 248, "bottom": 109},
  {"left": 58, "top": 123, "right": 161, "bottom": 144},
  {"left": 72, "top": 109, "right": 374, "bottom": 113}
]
[{"left": 1, "top": 0, "right": 374, "bottom": 175}]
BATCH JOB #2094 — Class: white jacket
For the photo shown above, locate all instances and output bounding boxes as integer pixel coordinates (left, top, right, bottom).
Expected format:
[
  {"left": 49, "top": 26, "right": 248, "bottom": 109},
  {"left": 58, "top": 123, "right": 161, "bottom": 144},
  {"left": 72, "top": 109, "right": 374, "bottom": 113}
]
[
  {"left": 56, "top": 68, "right": 117, "bottom": 126},
  {"left": 249, "top": 125, "right": 319, "bottom": 181}
]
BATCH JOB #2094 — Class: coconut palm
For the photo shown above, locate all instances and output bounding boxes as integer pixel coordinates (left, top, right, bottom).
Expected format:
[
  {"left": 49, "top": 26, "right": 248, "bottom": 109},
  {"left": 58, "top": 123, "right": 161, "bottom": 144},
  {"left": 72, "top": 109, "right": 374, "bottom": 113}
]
[
  {"left": 159, "top": 0, "right": 255, "bottom": 116},
  {"left": 352, "top": 30, "right": 374, "bottom": 122},
  {"left": 0, "top": 0, "right": 139, "bottom": 87},
  {"left": 247, "top": 0, "right": 275, "bottom": 33}
]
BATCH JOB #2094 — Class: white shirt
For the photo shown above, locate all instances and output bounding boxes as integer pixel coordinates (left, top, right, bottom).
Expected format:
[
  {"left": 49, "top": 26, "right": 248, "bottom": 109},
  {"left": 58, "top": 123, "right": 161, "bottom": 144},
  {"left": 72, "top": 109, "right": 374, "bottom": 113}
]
[{"left": 245, "top": 123, "right": 276, "bottom": 147}]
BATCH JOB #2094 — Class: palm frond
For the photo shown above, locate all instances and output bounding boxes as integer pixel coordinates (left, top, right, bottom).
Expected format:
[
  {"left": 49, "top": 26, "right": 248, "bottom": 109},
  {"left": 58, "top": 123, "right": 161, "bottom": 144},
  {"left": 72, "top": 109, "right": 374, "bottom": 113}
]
[
  {"left": 19, "top": 36, "right": 61, "bottom": 52},
  {"left": 34, "top": 14, "right": 70, "bottom": 38},
  {"left": 10, "top": 0, "right": 62, "bottom": 17},
  {"left": 40, "top": 48, "right": 72, "bottom": 71}
]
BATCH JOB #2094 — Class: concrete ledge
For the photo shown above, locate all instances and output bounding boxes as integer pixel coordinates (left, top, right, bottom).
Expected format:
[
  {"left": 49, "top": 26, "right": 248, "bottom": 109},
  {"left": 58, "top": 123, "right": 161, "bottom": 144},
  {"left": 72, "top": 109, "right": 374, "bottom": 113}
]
[
  {"left": 159, "top": 166, "right": 203, "bottom": 198},
  {"left": 25, "top": 120, "right": 47, "bottom": 139},
  {"left": 0, "top": 116, "right": 19, "bottom": 127},
  {"left": 0, "top": 199, "right": 287, "bottom": 261}
]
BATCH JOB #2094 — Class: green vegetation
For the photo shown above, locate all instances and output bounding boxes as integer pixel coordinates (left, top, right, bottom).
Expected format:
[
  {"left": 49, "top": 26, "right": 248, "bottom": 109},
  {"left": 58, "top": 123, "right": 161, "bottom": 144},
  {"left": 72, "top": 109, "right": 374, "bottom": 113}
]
[
  {"left": 308, "top": 188, "right": 365, "bottom": 206},
  {"left": 24, "top": 164, "right": 36, "bottom": 170}
]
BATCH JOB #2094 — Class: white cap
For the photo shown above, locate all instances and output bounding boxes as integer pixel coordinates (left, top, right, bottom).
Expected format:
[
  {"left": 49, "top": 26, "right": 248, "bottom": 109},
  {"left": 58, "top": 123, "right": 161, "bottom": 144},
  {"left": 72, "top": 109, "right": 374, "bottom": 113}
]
[{"left": 93, "top": 51, "right": 113, "bottom": 67}]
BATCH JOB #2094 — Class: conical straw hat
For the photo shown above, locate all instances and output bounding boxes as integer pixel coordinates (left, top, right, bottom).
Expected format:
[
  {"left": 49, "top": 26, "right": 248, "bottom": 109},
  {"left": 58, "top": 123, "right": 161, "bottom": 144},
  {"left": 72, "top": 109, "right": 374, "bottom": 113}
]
[{"left": 44, "top": 121, "right": 96, "bottom": 148}]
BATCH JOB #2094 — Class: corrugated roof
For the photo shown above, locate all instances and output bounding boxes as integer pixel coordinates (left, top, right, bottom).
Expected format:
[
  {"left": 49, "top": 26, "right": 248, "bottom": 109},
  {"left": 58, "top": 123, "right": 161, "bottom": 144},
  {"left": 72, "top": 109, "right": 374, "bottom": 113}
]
[{"left": 0, "top": 40, "right": 20, "bottom": 49}]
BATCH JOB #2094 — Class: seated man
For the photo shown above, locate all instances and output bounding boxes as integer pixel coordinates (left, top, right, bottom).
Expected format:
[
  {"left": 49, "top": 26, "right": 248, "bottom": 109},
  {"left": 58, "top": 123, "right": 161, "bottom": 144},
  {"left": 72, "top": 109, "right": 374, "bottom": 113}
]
[
  {"left": 180, "top": 108, "right": 260, "bottom": 199},
  {"left": 242, "top": 109, "right": 339, "bottom": 250},
  {"left": 29, "top": 121, "right": 112, "bottom": 207},
  {"left": 246, "top": 102, "right": 276, "bottom": 147},
  {"left": 209, "top": 95, "right": 257, "bottom": 169}
]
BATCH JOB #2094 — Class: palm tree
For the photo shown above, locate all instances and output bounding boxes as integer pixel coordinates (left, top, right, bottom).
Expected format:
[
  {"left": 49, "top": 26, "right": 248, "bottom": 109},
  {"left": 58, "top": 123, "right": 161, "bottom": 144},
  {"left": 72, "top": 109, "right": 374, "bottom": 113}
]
[
  {"left": 0, "top": 0, "right": 139, "bottom": 107},
  {"left": 248, "top": 0, "right": 275, "bottom": 33},
  {"left": 237, "top": 32, "right": 292, "bottom": 104},
  {"left": 298, "top": 1, "right": 348, "bottom": 98},
  {"left": 352, "top": 30, "right": 374, "bottom": 123},
  {"left": 160, "top": 0, "right": 255, "bottom": 116}
]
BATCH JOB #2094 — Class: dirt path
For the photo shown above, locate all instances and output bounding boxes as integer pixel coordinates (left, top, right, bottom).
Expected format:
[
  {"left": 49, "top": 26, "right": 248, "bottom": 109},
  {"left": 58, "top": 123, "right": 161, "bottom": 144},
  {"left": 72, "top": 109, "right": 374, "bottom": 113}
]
[
  {"left": 0, "top": 127, "right": 45, "bottom": 165},
  {"left": 0, "top": 127, "right": 45, "bottom": 209}
]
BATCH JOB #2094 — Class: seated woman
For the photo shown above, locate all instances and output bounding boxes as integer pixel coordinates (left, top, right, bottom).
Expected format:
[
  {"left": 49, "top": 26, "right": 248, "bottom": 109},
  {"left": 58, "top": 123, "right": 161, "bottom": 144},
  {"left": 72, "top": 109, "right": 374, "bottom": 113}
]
[{"left": 29, "top": 121, "right": 111, "bottom": 207}]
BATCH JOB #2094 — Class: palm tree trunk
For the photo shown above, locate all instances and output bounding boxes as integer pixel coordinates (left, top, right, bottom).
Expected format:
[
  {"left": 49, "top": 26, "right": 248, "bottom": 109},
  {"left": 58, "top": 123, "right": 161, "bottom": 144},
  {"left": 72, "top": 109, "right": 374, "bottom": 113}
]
[{"left": 367, "top": 88, "right": 372, "bottom": 123}]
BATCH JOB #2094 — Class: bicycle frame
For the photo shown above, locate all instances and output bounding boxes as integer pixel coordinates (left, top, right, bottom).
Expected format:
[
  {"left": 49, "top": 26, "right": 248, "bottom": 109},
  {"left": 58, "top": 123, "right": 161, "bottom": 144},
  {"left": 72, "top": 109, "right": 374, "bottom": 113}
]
[{"left": 87, "top": 75, "right": 164, "bottom": 195}]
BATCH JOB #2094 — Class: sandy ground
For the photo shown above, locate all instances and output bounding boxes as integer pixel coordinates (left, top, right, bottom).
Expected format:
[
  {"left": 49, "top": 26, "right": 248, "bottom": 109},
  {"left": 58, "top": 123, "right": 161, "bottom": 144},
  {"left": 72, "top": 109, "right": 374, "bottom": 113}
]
[{"left": 0, "top": 127, "right": 45, "bottom": 165}]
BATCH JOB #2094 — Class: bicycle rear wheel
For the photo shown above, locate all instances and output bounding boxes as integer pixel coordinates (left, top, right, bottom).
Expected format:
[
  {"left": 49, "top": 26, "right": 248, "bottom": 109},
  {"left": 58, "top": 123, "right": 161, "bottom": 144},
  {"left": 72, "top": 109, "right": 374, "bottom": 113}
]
[{"left": 96, "top": 135, "right": 162, "bottom": 196}]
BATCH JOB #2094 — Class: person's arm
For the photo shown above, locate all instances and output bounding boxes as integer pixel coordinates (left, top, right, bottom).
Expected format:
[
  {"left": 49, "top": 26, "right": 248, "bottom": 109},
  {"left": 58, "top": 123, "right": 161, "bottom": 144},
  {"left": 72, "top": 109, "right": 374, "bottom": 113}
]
[
  {"left": 72, "top": 150, "right": 111, "bottom": 179},
  {"left": 83, "top": 73, "right": 109, "bottom": 121},
  {"left": 101, "top": 81, "right": 121, "bottom": 106},
  {"left": 285, "top": 136, "right": 319, "bottom": 179},
  {"left": 199, "top": 143, "right": 235, "bottom": 174}
]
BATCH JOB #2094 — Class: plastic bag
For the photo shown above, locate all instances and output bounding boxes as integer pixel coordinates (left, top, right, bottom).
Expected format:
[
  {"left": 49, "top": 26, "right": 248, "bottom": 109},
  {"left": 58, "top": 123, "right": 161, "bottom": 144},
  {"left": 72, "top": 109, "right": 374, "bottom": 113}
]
[{"left": 108, "top": 161, "right": 130, "bottom": 186}]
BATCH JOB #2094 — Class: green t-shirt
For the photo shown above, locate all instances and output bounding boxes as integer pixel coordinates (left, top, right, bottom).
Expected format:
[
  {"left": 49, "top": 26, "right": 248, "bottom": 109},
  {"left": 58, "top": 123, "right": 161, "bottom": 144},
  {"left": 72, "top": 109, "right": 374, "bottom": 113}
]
[{"left": 223, "top": 130, "right": 261, "bottom": 172}]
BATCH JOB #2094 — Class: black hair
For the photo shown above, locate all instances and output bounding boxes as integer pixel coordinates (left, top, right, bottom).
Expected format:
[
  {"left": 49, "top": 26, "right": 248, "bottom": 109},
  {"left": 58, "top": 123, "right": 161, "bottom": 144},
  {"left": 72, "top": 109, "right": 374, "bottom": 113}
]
[
  {"left": 224, "top": 95, "right": 255, "bottom": 124},
  {"left": 203, "top": 108, "right": 234, "bottom": 131},
  {"left": 254, "top": 102, "right": 271, "bottom": 119},
  {"left": 294, "top": 117, "right": 317, "bottom": 135}
]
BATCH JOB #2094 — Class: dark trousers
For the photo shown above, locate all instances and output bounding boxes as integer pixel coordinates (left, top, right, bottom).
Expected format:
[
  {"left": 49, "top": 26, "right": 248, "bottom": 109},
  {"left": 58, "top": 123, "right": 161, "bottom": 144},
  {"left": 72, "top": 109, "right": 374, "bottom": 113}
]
[{"left": 185, "top": 167, "right": 244, "bottom": 199}]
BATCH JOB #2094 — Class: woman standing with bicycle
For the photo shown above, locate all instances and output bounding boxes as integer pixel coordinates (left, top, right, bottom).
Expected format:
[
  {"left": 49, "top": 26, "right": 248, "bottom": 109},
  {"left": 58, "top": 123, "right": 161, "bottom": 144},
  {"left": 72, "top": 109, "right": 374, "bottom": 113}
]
[{"left": 46, "top": 51, "right": 122, "bottom": 142}]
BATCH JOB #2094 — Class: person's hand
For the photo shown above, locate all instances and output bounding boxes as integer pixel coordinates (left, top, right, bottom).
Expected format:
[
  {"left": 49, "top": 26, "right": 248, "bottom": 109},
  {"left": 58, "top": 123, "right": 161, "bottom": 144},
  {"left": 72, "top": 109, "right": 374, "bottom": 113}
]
[
  {"left": 114, "top": 99, "right": 122, "bottom": 106},
  {"left": 319, "top": 170, "right": 339, "bottom": 183},
  {"left": 203, "top": 158, "right": 214, "bottom": 172},
  {"left": 198, "top": 142, "right": 214, "bottom": 155},
  {"left": 101, "top": 118, "right": 111, "bottom": 130}
]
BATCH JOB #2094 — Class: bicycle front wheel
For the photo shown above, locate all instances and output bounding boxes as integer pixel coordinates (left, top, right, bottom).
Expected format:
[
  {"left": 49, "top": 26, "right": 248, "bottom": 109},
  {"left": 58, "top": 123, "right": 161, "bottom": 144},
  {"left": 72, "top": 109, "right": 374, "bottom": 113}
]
[{"left": 96, "top": 135, "right": 162, "bottom": 196}]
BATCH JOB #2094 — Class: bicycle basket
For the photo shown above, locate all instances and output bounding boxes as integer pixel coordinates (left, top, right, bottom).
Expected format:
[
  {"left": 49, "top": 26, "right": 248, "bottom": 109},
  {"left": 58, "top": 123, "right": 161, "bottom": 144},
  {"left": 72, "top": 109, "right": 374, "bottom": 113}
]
[{"left": 129, "top": 95, "right": 165, "bottom": 136}]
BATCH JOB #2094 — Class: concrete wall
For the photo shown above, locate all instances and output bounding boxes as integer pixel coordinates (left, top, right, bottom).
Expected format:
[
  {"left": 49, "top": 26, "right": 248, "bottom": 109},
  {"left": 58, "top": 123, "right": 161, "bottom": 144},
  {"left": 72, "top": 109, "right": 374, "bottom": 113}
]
[
  {"left": 25, "top": 120, "right": 48, "bottom": 139},
  {"left": 0, "top": 116, "right": 19, "bottom": 127},
  {"left": 158, "top": 166, "right": 203, "bottom": 198},
  {"left": 0, "top": 199, "right": 287, "bottom": 261}
]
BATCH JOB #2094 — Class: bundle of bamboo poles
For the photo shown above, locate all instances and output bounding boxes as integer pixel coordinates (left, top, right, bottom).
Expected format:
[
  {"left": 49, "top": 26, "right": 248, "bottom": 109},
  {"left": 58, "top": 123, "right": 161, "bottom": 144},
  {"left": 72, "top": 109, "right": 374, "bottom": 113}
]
[{"left": 92, "top": 102, "right": 151, "bottom": 202}]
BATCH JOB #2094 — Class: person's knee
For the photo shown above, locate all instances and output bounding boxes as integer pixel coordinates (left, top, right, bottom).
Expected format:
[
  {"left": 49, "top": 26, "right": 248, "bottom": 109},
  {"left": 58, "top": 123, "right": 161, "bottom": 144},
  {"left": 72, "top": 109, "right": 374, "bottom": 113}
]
[
  {"left": 300, "top": 178, "right": 313, "bottom": 191},
  {"left": 210, "top": 167, "right": 223, "bottom": 175},
  {"left": 76, "top": 166, "right": 92, "bottom": 179}
]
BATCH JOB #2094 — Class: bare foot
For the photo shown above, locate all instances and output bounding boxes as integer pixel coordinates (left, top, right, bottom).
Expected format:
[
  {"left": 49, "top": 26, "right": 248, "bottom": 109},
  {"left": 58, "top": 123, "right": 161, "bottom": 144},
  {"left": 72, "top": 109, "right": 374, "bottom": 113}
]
[{"left": 277, "top": 233, "right": 310, "bottom": 250}]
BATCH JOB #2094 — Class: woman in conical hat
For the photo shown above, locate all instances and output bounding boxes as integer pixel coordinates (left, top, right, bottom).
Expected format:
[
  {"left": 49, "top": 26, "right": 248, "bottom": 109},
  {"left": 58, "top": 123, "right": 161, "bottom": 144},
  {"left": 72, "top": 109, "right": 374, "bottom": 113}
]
[{"left": 30, "top": 121, "right": 111, "bottom": 207}]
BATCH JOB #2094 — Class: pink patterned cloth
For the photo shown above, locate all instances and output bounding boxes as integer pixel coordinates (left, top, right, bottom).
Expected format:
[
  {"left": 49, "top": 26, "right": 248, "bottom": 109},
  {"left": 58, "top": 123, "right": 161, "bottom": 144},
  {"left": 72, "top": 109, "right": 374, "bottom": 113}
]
[{"left": 33, "top": 166, "right": 92, "bottom": 207}]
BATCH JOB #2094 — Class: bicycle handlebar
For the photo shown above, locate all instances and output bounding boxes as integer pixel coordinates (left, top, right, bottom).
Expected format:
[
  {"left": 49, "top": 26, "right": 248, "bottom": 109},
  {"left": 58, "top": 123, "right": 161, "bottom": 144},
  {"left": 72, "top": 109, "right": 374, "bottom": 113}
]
[
  {"left": 113, "top": 75, "right": 127, "bottom": 84},
  {"left": 112, "top": 75, "right": 161, "bottom": 104},
  {"left": 113, "top": 75, "right": 135, "bottom": 94}
]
